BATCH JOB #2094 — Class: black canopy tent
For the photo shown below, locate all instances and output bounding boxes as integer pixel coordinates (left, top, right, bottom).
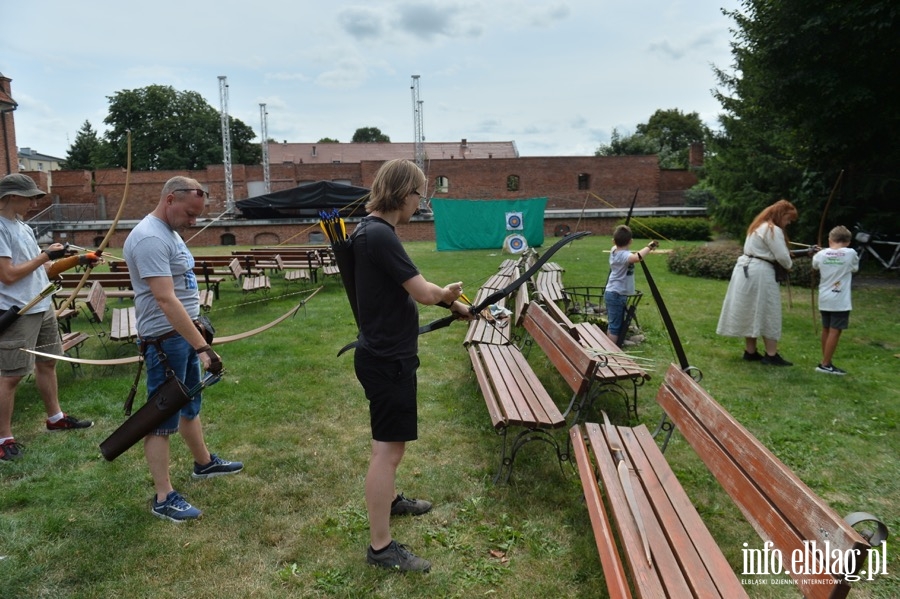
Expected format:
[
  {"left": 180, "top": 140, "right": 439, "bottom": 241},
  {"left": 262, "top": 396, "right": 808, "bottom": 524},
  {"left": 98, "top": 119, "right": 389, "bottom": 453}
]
[{"left": 235, "top": 181, "right": 370, "bottom": 219}]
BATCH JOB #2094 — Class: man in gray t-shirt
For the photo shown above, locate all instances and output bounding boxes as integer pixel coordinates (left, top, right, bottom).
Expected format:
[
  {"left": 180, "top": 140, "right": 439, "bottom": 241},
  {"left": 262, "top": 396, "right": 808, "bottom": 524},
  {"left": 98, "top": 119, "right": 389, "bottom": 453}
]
[{"left": 123, "top": 175, "right": 242, "bottom": 522}]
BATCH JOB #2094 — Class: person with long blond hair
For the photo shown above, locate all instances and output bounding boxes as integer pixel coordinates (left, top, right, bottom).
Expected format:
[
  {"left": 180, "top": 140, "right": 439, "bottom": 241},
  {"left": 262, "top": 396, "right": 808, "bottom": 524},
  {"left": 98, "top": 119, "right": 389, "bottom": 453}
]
[
  {"left": 717, "top": 199, "right": 813, "bottom": 366},
  {"left": 351, "top": 159, "right": 472, "bottom": 572}
]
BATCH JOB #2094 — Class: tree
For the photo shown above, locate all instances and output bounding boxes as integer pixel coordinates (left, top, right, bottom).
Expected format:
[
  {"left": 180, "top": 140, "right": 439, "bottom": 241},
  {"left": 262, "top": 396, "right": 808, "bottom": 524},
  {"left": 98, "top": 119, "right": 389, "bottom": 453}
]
[
  {"left": 63, "top": 120, "right": 103, "bottom": 170},
  {"left": 99, "top": 85, "right": 261, "bottom": 170},
  {"left": 351, "top": 127, "right": 390, "bottom": 143},
  {"left": 317, "top": 137, "right": 340, "bottom": 143},
  {"left": 707, "top": 1, "right": 900, "bottom": 239},
  {"left": 637, "top": 109, "right": 709, "bottom": 169},
  {"left": 595, "top": 128, "right": 659, "bottom": 157},
  {"left": 595, "top": 109, "right": 709, "bottom": 169}
]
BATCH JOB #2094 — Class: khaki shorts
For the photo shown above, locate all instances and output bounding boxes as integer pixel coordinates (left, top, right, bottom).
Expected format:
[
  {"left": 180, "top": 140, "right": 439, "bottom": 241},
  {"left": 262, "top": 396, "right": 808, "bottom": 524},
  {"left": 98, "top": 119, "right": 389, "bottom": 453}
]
[{"left": 0, "top": 311, "right": 63, "bottom": 377}]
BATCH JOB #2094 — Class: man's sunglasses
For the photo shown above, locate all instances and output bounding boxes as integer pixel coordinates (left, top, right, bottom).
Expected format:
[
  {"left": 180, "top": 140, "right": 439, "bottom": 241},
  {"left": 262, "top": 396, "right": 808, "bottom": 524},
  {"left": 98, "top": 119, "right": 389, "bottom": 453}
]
[{"left": 174, "top": 188, "right": 210, "bottom": 199}]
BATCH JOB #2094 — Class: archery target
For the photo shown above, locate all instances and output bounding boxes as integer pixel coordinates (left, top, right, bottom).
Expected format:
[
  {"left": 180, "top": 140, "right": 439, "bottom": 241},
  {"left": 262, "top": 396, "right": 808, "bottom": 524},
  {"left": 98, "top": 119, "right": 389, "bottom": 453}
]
[
  {"left": 503, "top": 234, "right": 528, "bottom": 254},
  {"left": 505, "top": 212, "right": 524, "bottom": 230}
]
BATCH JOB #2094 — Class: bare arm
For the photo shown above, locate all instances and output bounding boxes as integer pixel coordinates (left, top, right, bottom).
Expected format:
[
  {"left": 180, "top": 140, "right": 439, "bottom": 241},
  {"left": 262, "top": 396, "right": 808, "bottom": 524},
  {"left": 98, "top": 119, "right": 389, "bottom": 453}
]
[
  {"left": 0, "top": 242, "right": 64, "bottom": 285},
  {"left": 627, "top": 240, "right": 659, "bottom": 264},
  {"left": 145, "top": 276, "right": 217, "bottom": 370},
  {"left": 402, "top": 274, "right": 463, "bottom": 306}
]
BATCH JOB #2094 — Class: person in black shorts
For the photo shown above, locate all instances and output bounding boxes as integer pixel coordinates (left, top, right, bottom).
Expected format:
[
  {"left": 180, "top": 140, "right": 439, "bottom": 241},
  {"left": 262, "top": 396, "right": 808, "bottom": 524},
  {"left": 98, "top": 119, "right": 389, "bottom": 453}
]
[{"left": 352, "top": 159, "right": 472, "bottom": 572}]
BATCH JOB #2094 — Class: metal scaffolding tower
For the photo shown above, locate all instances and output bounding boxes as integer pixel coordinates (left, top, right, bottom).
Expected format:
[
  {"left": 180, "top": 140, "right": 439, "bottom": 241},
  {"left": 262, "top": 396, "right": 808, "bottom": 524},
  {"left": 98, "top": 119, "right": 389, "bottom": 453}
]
[
  {"left": 411, "top": 75, "right": 425, "bottom": 171},
  {"left": 260, "top": 103, "right": 271, "bottom": 194},
  {"left": 218, "top": 75, "right": 235, "bottom": 213}
]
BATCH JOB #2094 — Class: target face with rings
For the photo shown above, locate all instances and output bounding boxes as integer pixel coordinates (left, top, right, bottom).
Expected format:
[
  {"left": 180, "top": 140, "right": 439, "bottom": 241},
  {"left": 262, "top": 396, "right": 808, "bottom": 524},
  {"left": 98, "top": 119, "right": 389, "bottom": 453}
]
[
  {"left": 506, "top": 212, "right": 523, "bottom": 230},
  {"left": 504, "top": 233, "right": 527, "bottom": 253}
]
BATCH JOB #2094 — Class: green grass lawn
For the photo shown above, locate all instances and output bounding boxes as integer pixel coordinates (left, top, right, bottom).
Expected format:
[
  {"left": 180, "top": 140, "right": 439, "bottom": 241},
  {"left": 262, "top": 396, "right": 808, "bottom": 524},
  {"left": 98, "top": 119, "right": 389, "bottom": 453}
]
[{"left": 1, "top": 237, "right": 897, "bottom": 598}]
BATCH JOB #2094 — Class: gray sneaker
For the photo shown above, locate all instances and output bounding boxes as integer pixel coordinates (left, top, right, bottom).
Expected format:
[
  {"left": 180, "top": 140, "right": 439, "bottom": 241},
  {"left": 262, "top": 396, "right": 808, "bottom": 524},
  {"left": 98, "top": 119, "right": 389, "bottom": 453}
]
[
  {"left": 367, "top": 540, "right": 431, "bottom": 572},
  {"left": 390, "top": 493, "right": 432, "bottom": 516},
  {"left": 151, "top": 490, "right": 202, "bottom": 522},
  {"left": 192, "top": 454, "right": 243, "bottom": 479}
]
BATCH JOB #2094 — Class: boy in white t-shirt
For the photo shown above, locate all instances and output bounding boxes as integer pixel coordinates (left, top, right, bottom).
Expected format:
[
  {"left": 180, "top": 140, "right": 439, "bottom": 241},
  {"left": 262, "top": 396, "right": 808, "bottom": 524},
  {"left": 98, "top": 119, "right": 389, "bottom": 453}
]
[{"left": 811, "top": 225, "right": 859, "bottom": 375}]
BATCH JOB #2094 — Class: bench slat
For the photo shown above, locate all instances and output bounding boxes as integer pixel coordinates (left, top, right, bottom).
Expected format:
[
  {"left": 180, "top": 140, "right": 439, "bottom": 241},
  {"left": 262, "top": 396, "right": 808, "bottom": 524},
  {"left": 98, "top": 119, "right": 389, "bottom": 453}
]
[
  {"left": 468, "top": 345, "right": 506, "bottom": 429},
  {"left": 574, "top": 323, "right": 651, "bottom": 381},
  {"left": 586, "top": 422, "right": 692, "bottom": 597},
  {"left": 621, "top": 424, "right": 748, "bottom": 597},
  {"left": 660, "top": 365, "right": 864, "bottom": 597},
  {"left": 569, "top": 426, "right": 633, "bottom": 599},
  {"left": 484, "top": 345, "right": 539, "bottom": 426},
  {"left": 523, "top": 303, "right": 599, "bottom": 397}
]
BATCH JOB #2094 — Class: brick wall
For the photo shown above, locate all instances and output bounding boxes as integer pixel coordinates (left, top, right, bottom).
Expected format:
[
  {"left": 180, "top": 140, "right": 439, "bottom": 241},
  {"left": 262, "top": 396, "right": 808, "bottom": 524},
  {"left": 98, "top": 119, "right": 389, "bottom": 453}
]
[
  {"left": 0, "top": 75, "right": 18, "bottom": 175},
  {"left": 31, "top": 153, "right": 697, "bottom": 246}
]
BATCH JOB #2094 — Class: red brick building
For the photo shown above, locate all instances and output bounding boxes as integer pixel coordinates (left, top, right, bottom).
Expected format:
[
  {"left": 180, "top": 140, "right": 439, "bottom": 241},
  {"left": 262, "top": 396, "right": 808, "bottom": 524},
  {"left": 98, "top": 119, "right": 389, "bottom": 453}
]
[{"left": 30, "top": 152, "right": 703, "bottom": 248}]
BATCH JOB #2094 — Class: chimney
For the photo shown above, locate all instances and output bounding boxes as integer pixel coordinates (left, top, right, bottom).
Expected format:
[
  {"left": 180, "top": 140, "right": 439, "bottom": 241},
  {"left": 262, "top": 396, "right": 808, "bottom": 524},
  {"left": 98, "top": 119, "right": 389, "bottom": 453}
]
[{"left": 689, "top": 142, "right": 704, "bottom": 168}]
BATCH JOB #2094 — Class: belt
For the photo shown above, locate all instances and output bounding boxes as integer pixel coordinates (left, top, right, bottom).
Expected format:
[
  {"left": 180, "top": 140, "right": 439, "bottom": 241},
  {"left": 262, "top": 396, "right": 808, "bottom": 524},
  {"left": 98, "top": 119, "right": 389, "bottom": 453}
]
[{"left": 140, "top": 320, "right": 202, "bottom": 343}]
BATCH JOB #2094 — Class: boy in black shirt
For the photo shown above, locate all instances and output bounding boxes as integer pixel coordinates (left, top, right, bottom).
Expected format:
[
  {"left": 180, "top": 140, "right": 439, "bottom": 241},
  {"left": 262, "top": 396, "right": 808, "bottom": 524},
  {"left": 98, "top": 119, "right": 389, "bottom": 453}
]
[{"left": 352, "top": 159, "right": 471, "bottom": 572}]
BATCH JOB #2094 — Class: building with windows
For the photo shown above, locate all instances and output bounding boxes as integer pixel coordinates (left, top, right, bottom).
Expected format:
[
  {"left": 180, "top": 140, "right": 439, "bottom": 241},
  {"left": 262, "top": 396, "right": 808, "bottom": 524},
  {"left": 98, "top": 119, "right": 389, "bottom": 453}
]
[{"left": 18, "top": 147, "right": 64, "bottom": 173}]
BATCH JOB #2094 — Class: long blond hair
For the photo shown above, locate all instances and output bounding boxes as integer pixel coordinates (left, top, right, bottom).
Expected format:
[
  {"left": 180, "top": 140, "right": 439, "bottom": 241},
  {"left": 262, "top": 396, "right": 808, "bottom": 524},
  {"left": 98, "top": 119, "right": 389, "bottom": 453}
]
[{"left": 365, "top": 159, "right": 425, "bottom": 214}]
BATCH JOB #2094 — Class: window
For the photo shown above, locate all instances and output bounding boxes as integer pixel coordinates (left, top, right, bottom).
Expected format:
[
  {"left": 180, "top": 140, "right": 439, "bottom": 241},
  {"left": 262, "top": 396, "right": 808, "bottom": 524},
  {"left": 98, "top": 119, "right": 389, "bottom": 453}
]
[
  {"left": 577, "top": 173, "right": 591, "bottom": 190},
  {"left": 435, "top": 176, "right": 449, "bottom": 194},
  {"left": 220, "top": 233, "right": 236, "bottom": 246},
  {"left": 507, "top": 175, "right": 520, "bottom": 192}
]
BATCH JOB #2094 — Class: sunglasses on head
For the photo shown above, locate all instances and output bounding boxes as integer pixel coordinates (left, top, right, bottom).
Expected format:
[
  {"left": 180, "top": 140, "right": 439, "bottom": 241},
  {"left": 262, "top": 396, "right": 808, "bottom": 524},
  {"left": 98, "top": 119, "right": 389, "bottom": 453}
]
[{"left": 174, "top": 188, "right": 210, "bottom": 199}]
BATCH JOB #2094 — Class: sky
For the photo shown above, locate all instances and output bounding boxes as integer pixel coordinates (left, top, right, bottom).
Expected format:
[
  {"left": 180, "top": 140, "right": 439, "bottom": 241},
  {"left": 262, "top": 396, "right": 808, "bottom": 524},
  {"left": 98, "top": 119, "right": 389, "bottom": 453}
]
[{"left": 2, "top": 0, "right": 740, "bottom": 161}]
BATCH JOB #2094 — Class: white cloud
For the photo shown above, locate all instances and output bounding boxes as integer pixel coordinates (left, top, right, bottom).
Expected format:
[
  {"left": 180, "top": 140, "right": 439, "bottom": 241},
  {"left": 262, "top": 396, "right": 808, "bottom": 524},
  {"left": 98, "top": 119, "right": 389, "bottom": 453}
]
[{"left": 1, "top": 0, "right": 740, "bottom": 159}]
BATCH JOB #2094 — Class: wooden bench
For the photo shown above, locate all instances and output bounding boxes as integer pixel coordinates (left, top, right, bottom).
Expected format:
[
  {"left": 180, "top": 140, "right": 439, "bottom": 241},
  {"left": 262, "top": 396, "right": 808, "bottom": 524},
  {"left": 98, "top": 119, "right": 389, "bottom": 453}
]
[
  {"left": 82, "top": 281, "right": 138, "bottom": 346},
  {"left": 571, "top": 363, "right": 885, "bottom": 598},
  {"left": 520, "top": 302, "right": 607, "bottom": 425},
  {"left": 198, "top": 289, "right": 214, "bottom": 312},
  {"left": 60, "top": 330, "right": 89, "bottom": 353},
  {"left": 276, "top": 254, "right": 311, "bottom": 285},
  {"left": 228, "top": 258, "right": 271, "bottom": 295},
  {"left": 467, "top": 340, "right": 566, "bottom": 483},
  {"left": 539, "top": 296, "right": 650, "bottom": 420},
  {"left": 193, "top": 262, "right": 226, "bottom": 300},
  {"left": 109, "top": 305, "right": 138, "bottom": 343},
  {"left": 534, "top": 269, "right": 565, "bottom": 303},
  {"left": 463, "top": 271, "right": 515, "bottom": 346},
  {"left": 569, "top": 321, "right": 650, "bottom": 420},
  {"left": 563, "top": 286, "right": 644, "bottom": 344}
]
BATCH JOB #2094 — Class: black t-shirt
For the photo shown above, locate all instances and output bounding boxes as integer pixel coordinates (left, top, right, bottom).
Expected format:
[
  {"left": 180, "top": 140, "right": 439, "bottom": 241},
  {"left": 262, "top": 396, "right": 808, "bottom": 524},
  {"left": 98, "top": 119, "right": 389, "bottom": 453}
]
[{"left": 352, "top": 216, "right": 420, "bottom": 359}]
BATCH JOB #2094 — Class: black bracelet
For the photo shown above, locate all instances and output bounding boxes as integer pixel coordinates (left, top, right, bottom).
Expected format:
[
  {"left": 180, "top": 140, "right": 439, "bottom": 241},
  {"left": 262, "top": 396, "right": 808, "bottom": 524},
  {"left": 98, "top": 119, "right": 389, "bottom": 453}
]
[{"left": 196, "top": 344, "right": 212, "bottom": 354}]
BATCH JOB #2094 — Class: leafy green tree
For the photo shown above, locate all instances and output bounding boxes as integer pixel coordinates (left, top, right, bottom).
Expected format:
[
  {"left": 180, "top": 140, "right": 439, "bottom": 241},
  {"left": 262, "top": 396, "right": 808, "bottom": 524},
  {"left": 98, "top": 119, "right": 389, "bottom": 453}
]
[
  {"left": 595, "top": 128, "right": 659, "bottom": 157},
  {"left": 637, "top": 109, "right": 709, "bottom": 169},
  {"left": 596, "top": 109, "right": 709, "bottom": 169},
  {"left": 708, "top": 0, "right": 900, "bottom": 239},
  {"left": 63, "top": 120, "right": 103, "bottom": 170},
  {"left": 351, "top": 127, "right": 390, "bottom": 143},
  {"left": 99, "top": 85, "right": 261, "bottom": 170},
  {"left": 316, "top": 137, "right": 340, "bottom": 143}
]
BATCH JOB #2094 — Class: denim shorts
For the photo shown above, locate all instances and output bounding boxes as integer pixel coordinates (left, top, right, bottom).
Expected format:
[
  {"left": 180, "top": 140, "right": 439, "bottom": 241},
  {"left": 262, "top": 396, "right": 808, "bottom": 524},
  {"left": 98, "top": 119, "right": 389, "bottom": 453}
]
[
  {"left": 604, "top": 291, "right": 628, "bottom": 337},
  {"left": 354, "top": 347, "right": 419, "bottom": 443},
  {"left": 143, "top": 334, "right": 202, "bottom": 435}
]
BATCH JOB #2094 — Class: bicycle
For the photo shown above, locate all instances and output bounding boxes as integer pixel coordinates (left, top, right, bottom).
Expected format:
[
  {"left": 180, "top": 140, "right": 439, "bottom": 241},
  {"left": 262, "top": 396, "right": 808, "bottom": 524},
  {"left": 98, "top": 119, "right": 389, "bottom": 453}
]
[{"left": 853, "top": 224, "right": 900, "bottom": 270}]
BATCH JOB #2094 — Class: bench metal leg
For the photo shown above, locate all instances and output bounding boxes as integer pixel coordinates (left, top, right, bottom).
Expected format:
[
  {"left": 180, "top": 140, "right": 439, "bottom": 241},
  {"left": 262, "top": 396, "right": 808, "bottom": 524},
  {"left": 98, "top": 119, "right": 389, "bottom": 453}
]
[
  {"left": 652, "top": 413, "right": 676, "bottom": 453},
  {"left": 494, "top": 427, "right": 568, "bottom": 484},
  {"left": 565, "top": 383, "right": 636, "bottom": 426}
]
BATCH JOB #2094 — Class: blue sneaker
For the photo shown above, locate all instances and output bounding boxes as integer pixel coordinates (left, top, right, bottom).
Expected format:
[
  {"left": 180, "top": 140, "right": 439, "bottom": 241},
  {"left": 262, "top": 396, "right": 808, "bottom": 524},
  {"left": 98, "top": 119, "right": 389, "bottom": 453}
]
[
  {"left": 192, "top": 454, "right": 243, "bottom": 479},
  {"left": 151, "top": 490, "right": 202, "bottom": 522}
]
